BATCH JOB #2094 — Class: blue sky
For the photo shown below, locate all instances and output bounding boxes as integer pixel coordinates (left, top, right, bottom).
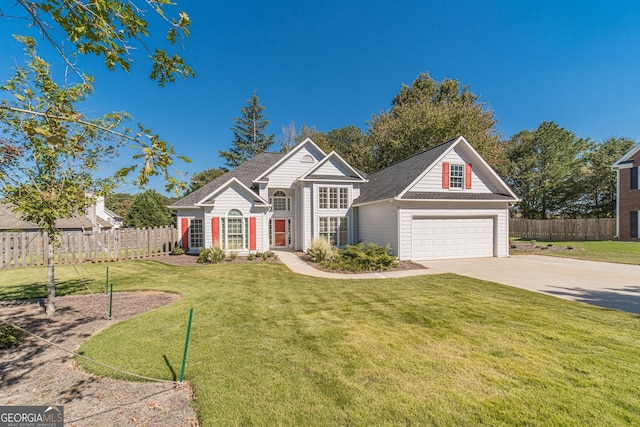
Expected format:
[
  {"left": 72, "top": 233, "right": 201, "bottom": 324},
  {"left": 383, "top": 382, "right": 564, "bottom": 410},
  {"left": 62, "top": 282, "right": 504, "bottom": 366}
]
[{"left": 2, "top": 0, "right": 640, "bottom": 195}]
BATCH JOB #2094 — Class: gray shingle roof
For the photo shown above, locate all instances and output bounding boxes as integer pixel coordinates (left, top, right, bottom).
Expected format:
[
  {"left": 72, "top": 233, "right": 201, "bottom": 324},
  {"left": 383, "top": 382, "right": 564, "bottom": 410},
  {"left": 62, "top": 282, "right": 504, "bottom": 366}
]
[
  {"left": 304, "top": 174, "right": 363, "bottom": 181},
  {"left": 402, "top": 192, "right": 516, "bottom": 201},
  {"left": 0, "top": 201, "right": 99, "bottom": 231},
  {"left": 354, "top": 137, "right": 458, "bottom": 205},
  {"left": 169, "top": 152, "right": 285, "bottom": 207}
]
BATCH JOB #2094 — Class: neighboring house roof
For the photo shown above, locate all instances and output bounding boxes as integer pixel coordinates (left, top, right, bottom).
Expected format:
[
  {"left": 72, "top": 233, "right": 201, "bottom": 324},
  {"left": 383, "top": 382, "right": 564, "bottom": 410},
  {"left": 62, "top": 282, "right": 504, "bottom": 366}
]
[
  {"left": 0, "top": 201, "right": 99, "bottom": 231},
  {"left": 169, "top": 152, "right": 285, "bottom": 208},
  {"left": 103, "top": 207, "right": 123, "bottom": 220},
  {"left": 612, "top": 143, "right": 640, "bottom": 169}
]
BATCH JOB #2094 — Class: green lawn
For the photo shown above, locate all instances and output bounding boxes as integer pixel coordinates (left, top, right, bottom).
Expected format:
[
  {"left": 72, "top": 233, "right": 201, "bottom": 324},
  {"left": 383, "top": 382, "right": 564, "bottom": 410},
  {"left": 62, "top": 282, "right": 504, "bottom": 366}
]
[
  {"left": 511, "top": 239, "right": 640, "bottom": 265},
  {"left": 2, "top": 261, "right": 640, "bottom": 426}
]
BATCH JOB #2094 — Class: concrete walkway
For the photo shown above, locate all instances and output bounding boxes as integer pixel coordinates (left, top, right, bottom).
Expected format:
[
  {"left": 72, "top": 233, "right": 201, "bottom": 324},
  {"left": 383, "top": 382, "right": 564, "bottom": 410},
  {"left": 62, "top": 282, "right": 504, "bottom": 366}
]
[
  {"left": 422, "top": 255, "right": 640, "bottom": 315},
  {"left": 273, "top": 250, "right": 436, "bottom": 280}
]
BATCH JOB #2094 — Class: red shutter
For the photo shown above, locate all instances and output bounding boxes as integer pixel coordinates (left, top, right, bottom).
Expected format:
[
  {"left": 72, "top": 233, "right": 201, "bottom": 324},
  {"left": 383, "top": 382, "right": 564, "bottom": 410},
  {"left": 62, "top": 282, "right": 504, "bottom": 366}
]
[
  {"left": 465, "top": 163, "right": 473, "bottom": 189},
  {"left": 181, "top": 218, "right": 189, "bottom": 249},
  {"left": 212, "top": 217, "right": 220, "bottom": 247},
  {"left": 249, "top": 217, "right": 257, "bottom": 250},
  {"left": 442, "top": 162, "right": 450, "bottom": 189}
]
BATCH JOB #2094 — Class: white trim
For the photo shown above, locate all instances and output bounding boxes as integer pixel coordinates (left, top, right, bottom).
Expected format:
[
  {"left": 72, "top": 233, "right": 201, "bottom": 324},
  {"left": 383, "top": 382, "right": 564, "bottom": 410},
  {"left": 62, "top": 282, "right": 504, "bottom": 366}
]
[
  {"left": 254, "top": 138, "right": 326, "bottom": 183},
  {"left": 397, "top": 136, "right": 519, "bottom": 201},
  {"left": 299, "top": 150, "right": 368, "bottom": 182},
  {"left": 612, "top": 143, "right": 640, "bottom": 168},
  {"left": 195, "top": 177, "right": 269, "bottom": 207}
]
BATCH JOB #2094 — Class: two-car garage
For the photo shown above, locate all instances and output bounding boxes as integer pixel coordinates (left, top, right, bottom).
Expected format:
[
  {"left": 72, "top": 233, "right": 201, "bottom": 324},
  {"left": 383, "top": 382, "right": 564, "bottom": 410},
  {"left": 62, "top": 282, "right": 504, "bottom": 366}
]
[{"left": 410, "top": 217, "right": 496, "bottom": 260}]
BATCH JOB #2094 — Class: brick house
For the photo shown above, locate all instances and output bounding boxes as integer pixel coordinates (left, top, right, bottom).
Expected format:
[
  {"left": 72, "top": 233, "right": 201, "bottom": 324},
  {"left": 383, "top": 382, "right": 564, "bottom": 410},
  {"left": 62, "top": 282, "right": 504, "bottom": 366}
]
[{"left": 612, "top": 144, "right": 640, "bottom": 240}]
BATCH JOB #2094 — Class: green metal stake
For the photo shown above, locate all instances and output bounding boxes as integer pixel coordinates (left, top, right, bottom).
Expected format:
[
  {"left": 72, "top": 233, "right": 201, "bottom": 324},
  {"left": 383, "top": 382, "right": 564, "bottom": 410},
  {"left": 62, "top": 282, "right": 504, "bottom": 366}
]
[
  {"left": 179, "top": 308, "right": 194, "bottom": 383},
  {"left": 108, "top": 283, "right": 113, "bottom": 320},
  {"left": 105, "top": 266, "right": 109, "bottom": 294}
]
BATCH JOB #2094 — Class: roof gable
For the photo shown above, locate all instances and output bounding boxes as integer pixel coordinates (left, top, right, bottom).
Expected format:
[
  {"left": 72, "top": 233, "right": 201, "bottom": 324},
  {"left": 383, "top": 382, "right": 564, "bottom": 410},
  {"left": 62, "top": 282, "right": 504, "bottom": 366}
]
[
  {"left": 355, "top": 136, "right": 518, "bottom": 205},
  {"left": 254, "top": 138, "right": 326, "bottom": 183},
  {"left": 612, "top": 143, "right": 640, "bottom": 169},
  {"left": 197, "top": 177, "right": 269, "bottom": 206},
  {"left": 169, "top": 152, "right": 283, "bottom": 208},
  {"left": 300, "top": 151, "right": 367, "bottom": 182}
]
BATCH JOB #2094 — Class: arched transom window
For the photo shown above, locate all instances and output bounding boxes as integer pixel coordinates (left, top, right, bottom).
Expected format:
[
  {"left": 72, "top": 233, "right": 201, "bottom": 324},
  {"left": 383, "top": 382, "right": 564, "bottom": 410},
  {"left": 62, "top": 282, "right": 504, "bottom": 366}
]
[
  {"left": 222, "top": 209, "right": 248, "bottom": 250},
  {"left": 271, "top": 190, "right": 291, "bottom": 211}
]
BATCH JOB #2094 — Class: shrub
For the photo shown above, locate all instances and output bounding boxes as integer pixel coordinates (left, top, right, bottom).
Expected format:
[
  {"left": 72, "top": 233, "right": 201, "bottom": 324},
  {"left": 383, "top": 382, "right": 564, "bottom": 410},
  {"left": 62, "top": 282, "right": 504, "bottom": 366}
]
[
  {"left": 264, "top": 251, "right": 277, "bottom": 260},
  {"left": 197, "top": 247, "right": 226, "bottom": 264},
  {"left": 324, "top": 242, "right": 398, "bottom": 272},
  {"left": 0, "top": 324, "right": 25, "bottom": 350},
  {"left": 307, "top": 238, "right": 334, "bottom": 262},
  {"left": 170, "top": 246, "right": 185, "bottom": 255},
  {"left": 228, "top": 251, "right": 238, "bottom": 261}
]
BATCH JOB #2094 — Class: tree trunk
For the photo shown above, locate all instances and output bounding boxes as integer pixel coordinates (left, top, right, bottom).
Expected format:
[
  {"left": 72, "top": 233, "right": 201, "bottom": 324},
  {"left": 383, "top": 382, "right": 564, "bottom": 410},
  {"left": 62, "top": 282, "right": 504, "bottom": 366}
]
[{"left": 45, "top": 232, "right": 56, "bottom": 315}]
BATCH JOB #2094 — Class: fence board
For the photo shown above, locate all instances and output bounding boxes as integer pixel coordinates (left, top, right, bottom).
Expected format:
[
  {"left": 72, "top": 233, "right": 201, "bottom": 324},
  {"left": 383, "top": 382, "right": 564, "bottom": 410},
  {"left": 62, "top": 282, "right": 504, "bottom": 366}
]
[
  {"left": 0, "top": 227, "right": 177, "bottom": 269},
  {"left": 510, "top": 218, "right": 616, "bottom": 241}
]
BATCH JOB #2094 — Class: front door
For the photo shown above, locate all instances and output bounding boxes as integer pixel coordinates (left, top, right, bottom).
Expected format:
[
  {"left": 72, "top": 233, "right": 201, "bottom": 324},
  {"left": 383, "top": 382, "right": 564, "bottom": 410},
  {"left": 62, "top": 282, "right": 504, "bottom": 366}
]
[{"left": 274, "top": 219, "right": 287, "bottom": 247}]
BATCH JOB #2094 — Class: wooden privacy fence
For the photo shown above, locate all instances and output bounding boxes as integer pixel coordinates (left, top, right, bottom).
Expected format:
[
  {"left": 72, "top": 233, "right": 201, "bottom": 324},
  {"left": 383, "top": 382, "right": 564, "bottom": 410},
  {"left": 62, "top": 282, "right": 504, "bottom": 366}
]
[
  {"left": 0, "top": 226, "right": 178, "bottom": 269},
  {"left": 509, "top": 218, "right": 616, "bottom": 241}
]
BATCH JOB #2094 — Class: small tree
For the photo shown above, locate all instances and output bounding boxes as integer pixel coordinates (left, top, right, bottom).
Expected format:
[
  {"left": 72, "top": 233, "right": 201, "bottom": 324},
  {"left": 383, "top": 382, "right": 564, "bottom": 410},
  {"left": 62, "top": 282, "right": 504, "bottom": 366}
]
[
  {"left": 219, "top": 91, "right": 275, "bottom": 168},
  {"left": 188, "top": 167, "right": 228, "bottom": 193},
  {"left": 126, "top": 190, "right": 174, "bottom": 228},
  {"left": 0, "top": 38, "right": 187, "bottom": 315}
]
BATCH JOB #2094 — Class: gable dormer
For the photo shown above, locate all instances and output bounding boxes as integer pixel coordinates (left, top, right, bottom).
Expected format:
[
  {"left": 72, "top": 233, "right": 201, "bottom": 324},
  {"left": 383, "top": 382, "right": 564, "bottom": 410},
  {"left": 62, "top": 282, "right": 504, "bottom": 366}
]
[
  {"left": 254, "top": 138, "right": 326, "bottom": 188},
  {"left": 300, "top": 151, "right": 367, "bottom": 182}
]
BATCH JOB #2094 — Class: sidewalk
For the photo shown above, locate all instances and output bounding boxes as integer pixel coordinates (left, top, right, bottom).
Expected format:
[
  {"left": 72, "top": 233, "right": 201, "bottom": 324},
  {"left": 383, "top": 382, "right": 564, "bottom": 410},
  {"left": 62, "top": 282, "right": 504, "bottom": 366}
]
[{"left": 273, "top": 250, "right": 436, "bottom": 279}]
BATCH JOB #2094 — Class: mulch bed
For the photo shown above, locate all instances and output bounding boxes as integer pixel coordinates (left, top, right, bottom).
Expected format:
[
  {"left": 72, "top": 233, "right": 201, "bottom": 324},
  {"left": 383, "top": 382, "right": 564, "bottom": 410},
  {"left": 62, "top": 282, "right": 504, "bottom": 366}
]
[
  {"left": 0, "top": 292, "right": 198, "bottom": 427},
  {"left": 292, "top": 251, "right": 427, "bottom": 274},
  {"left": 510, "top": 240, "right": 584, "bottom": 254}
]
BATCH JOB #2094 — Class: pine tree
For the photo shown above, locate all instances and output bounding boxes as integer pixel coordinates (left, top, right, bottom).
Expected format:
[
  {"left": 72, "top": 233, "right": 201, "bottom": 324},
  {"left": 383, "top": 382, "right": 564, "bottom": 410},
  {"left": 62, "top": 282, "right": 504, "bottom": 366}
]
[{"left": 219, "top": 91, "right": 275, "bottom": 168}]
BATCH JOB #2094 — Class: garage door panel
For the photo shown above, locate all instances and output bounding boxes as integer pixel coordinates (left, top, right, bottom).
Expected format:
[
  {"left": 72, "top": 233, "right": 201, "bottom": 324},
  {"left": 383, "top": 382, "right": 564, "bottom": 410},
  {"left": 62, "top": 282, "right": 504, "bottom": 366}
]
[{"left": 411, "top": 217, "right": 494, "bottom": 260}]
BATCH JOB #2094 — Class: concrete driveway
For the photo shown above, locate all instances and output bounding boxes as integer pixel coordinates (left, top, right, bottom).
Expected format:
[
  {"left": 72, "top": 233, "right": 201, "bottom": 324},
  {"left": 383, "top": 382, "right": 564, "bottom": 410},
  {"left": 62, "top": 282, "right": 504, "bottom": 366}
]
[{"left": 421, "top": 255, "right": 640, "bottom": 315}]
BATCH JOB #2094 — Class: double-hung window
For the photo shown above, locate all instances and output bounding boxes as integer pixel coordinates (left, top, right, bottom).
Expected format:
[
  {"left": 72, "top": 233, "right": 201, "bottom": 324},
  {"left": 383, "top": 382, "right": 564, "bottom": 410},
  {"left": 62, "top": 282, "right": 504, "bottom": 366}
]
[
  {"left": 222, "top": 209, "right": 248, "bottom": 250},
  {"left": 450, "top": 164, "right": 464, "bottom": 189},
  {"left": 190, "top": 219, "right": 203, "bottom": 248},
  {"left": 319, "top": 217, "right": 348, "bottom": 246},
  {"left": 319, "top": 187, "right": 348, "bottom": 209}
]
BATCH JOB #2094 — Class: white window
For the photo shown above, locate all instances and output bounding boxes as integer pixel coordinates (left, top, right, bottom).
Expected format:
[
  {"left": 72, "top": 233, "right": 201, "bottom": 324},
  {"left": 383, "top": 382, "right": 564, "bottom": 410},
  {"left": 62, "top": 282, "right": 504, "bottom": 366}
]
[
  {"left": 319, "top": 187, "right": 348, "bottom": 210},
  {"left": 450, "top": 164, "right": 464, "bottom": 189},
  {"left": 190, "top": 219, "right": 203, "bottom": 248},
  {"left": 271, "top": 190, "right": 291, "bottom": 211},
  {"left": 319, "top": 217, "right": 348, "bottom": 246},
  {"left": 222, "top": 209, "right": 249, "bottom": 250}
]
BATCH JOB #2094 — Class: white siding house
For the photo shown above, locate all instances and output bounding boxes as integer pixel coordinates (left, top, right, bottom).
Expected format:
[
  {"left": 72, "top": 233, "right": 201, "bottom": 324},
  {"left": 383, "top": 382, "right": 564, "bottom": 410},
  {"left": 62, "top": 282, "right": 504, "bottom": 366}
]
[{"left": 169, "top": 136, "right": 518, "bottom": 260}]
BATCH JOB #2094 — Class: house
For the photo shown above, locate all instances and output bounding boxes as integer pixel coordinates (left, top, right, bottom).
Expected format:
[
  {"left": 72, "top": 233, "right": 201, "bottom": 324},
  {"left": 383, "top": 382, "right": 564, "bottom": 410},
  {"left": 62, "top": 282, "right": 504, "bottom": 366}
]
[
  {"left": 0, "top": 196, "right": 116, "bottom": 232},
  {"left": 612, "top": 143, "right": 640, "bottom": 240},
  {"left": 169, "top": 136, "right": 519, "bottom": 261}
]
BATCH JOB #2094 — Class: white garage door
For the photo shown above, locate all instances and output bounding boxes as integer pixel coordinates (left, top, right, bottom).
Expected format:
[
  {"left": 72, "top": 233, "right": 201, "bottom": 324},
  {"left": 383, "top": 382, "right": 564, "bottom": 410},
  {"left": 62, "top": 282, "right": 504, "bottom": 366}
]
[{"left": 411, "top": 217, "right": 495, "bottom": 260}]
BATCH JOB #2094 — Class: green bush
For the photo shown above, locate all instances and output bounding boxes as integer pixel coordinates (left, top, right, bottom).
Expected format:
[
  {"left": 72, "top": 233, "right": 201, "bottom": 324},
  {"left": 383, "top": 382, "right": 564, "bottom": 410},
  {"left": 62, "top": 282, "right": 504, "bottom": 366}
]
[
  {"left": 197, "top": 247, "right": 226, "bottom": 264},
  {"left": 323, "top": 242, "right": 398, "bottom": 272},
  {"left": 307, "top": 238, "right": 334, "bottom": 262},
  {"left": 170, "top": 246, "right": 185, "bottom": 255},
  {"left": 0, "top": 324, "right": 25, "bottom": 349}
]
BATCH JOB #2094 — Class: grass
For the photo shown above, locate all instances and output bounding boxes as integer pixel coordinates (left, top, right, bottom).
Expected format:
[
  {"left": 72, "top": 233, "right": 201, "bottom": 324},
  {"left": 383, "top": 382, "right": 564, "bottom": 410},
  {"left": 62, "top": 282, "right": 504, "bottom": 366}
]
[
  {"left": 2, "top": 261, "right": 640, "bottom": 425},
  {"left": 511, "top": 239, "right": 640, "bottom": 265}
]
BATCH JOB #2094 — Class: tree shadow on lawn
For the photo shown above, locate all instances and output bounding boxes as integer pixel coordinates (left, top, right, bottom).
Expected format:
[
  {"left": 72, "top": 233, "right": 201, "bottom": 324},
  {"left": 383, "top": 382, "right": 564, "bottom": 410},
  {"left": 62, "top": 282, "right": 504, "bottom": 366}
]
[
  {"left": 0, "top": 278, "right": 96, "bottom": 300},
  {"left": 0, "top": 299, "right": 98, "bottom": 388},
  {"left": 545, "top": 285, "right": 640, "bottom": 316}
]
